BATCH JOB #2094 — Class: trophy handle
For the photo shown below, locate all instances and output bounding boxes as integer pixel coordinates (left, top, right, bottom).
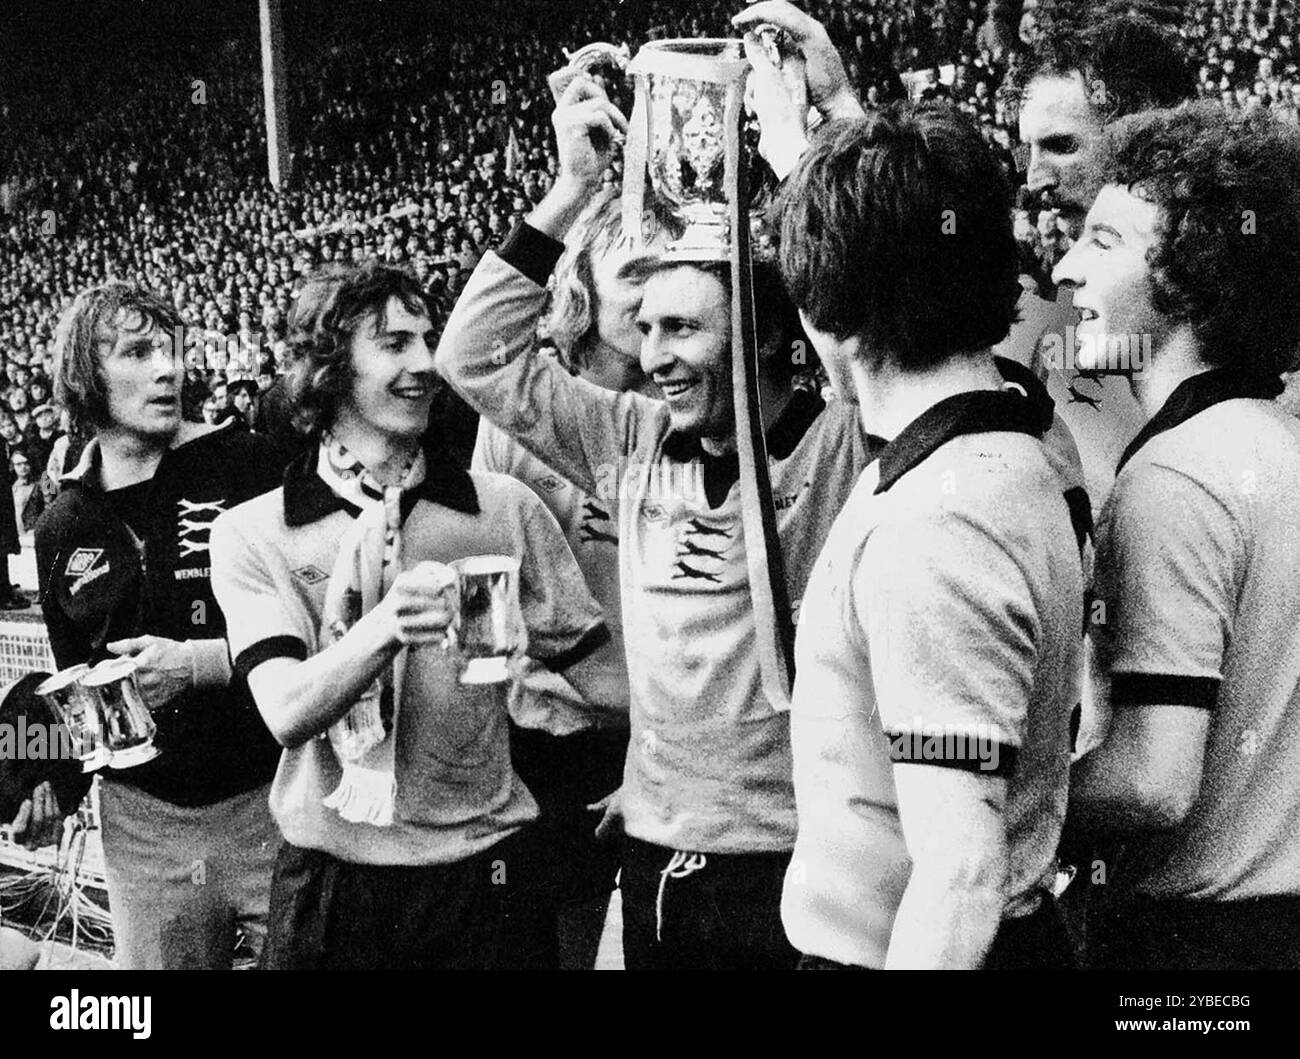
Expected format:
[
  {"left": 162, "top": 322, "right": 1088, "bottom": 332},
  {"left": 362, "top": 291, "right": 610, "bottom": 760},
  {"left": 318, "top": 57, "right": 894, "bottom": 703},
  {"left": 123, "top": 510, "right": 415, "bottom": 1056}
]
[{"left": 727, "top": 76, "right": 796, "bottom": 711}]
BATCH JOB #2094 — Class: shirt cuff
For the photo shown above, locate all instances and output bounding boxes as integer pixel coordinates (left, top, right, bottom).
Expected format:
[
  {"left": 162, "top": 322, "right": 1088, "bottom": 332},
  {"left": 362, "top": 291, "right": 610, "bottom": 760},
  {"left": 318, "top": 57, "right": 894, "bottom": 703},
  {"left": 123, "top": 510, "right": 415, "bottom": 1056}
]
[
  {"left": 498, "top": 221, "right": 566, "bottom": 287},
  {"left": 189, "top": 638, "right": 233, "bottom": 689}
]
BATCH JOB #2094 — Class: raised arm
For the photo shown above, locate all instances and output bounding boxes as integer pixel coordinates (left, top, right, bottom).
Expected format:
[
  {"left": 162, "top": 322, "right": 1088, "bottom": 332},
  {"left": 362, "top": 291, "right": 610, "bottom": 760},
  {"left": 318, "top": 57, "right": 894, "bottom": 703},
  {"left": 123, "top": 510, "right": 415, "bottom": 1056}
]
[{"left": 435, "top": 78, "right": 656, "bottom": 495}]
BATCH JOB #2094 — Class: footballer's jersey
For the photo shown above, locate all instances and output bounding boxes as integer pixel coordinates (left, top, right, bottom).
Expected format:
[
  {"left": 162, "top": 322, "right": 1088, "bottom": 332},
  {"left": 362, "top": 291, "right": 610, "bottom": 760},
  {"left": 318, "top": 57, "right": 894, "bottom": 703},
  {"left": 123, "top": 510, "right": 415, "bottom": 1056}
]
[
  {"left": 781, "top": 388, "right": 1085, "bottom": 969},
  {"left": 473, "top": 419, "right": 629, "bottom": 735},
  {"left": 210, "top": 446, "right": 608, "bottom": 867},
  {"left": 1089, "top": 373, "right": 1300, "bottom": 901},
  {"left": 437, "top": 226, "right": 871, "bottom": 853}
]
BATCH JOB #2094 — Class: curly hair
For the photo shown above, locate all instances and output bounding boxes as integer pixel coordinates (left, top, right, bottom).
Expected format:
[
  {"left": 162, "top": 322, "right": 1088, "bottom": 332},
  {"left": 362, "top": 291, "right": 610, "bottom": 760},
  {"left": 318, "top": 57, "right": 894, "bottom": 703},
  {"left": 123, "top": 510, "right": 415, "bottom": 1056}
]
[
  {"left": 775, "top": 104, "right": 1020, "bottom": 370},
  {"left": 53, "top": 282, "right": 183, "bottom": 435},
  {"left": 1014, "top": 11, "right": 1192, "bottom": 125},
  {"left": 285, "top": 260, "right": 436, "bottom": 434},
  {"left": 1100, "top": 103, "right": 1300, "bottom": 376},
  {"left": 541, "top": 188, "right": 628, "bottom": 372}
]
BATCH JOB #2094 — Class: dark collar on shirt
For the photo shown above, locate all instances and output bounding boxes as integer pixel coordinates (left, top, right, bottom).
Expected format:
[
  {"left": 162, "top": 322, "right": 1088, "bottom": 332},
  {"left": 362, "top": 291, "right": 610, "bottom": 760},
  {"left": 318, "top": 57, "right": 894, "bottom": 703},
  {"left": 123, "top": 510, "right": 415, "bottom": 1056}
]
[
  {"left": 993, "top": 355, "right": 1056, "bottom": 432},
  {"left": 661, "top": 388, "right": 826, "bottom": 508},
  {"left": 1116, "top": 368, "right": 1284, "bottom": 474},
  {"left": 282, "top": 432, "right": 481, "bottom": 527},
  {"left": 873, "top": 386, "right": 1046, "bottom": 495}
]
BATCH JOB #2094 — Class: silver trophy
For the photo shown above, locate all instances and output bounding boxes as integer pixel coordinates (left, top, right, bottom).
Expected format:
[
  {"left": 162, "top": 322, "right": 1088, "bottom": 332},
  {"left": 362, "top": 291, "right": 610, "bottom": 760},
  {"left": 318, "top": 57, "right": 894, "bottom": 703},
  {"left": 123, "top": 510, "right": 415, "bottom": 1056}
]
[
  {"left": 619, "top": 37, "right": 796, "bottom": 708},
  {"left": 80, "top": 658, "right": 159, "bottom": 769},
  {"left": 37, "top": 664, "right": 111, "bottom": 772},
  {"left": 622, "top": 39, "right": 750, "bottom": 260}
]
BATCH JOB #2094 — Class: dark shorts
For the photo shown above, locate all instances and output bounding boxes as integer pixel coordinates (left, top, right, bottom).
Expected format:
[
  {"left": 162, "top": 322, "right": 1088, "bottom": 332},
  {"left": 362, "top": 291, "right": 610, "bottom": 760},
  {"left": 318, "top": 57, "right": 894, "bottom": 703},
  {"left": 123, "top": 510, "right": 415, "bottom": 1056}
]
[
  {"left": 260, "top": 830, "right": 551, "bottom": 970},
  {"left": 620, "top": 835, "right": 798, "bottom": 971},
  {"left": 1087, "top": 894, "right": 1300, "bottom": 970},
  {"left": 508, "top": 721, "right": 627, "bottom": 904}
]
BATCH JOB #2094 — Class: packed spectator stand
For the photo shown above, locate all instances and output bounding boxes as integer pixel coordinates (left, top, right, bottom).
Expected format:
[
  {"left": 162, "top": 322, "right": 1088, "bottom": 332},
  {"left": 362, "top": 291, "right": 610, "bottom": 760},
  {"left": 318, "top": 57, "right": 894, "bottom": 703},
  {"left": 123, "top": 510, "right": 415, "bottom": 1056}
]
[{"left": 4, "top": 1, "right": 1298, "bottom": 445}]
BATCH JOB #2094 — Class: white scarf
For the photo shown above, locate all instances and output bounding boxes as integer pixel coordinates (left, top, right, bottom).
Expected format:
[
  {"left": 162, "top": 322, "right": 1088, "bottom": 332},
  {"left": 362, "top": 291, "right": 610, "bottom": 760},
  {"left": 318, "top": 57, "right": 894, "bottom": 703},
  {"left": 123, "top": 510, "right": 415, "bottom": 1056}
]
[{"left": 316, "top": 433, "right": 424, "bottom": 826}]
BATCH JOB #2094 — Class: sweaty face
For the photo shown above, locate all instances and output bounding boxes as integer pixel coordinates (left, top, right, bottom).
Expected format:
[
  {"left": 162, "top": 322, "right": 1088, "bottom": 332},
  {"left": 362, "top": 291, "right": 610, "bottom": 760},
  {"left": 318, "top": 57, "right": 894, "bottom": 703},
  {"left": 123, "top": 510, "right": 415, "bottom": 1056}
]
[
  {"left": 1052, "top": 184, "right": 1165, "bottom": 371},
  {"left": 637, "top": 266, "right": 733, "bottom": 447},
  {"left": 1019, "top": 74, "right": 1104, "bottom": 238},
  {"left": 99, "top": 311, "right": 183, "bottom": 440},
  {"left": 336, "top": 296, "right": 438, "bottom": 445}
]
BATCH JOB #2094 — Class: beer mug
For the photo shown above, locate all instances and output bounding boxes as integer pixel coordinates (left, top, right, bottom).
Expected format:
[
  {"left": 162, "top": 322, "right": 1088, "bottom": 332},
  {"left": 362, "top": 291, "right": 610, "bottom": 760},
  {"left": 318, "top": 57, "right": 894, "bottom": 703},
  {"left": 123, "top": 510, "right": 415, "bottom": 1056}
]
[
  {"left": 451, "top": 555, "right": 524, "bottom": 685},
  {"left": 37, "top": 664, "right": 111, "bottom": 773},
  {"left": 79, "top": 658, "right": 159, "bottom": 769}
]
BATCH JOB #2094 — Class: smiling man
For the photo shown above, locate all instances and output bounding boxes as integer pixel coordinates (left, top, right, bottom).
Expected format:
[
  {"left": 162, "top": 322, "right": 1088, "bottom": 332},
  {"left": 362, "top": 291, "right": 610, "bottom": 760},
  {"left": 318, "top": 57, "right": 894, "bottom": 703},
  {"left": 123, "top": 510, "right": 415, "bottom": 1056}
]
[
  {"left": 210, "top": 261, "right": 610, "bottom": 969},
  {"left": 15, "top": 283, "right": 283, "bottom": 969},
  {"left": 999, "top": 13, "right": 1194, "bottom": 519},
  {"left": 437, "top": 77, "right": 870, "bottom": 969},
  {"left": 1055, "top": 105, "right": 1300, "bottom": 970}
]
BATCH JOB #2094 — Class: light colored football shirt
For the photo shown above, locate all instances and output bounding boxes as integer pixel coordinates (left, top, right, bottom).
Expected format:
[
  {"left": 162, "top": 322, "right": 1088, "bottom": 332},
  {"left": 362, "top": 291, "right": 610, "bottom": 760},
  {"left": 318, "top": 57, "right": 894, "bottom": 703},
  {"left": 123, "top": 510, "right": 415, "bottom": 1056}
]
[
  {"left": 473, "top": 419, "right": 629, "bottom": 735},
  {"left": 437, "top": 228, "right": 871, "bottom": 853},
  {"left": 210, "top": 457, "right": 607, "bottom": 866},
  {"left": 1089, "top": 392, "right": 1300, "bottom": 901},
  {"left": 781, "top": 388, "right": 1084, "bottom": 968}
]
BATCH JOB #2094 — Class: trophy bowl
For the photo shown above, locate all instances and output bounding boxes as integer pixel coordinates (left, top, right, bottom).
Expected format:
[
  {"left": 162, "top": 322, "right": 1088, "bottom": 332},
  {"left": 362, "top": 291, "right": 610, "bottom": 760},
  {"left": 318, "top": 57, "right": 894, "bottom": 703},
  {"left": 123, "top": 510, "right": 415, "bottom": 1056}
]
[
  {"left": 37, "top": 664, "right": 111, "bottom": 773},
  {"left": 623, "top": 39, "right": 748, "bottom": 261}
]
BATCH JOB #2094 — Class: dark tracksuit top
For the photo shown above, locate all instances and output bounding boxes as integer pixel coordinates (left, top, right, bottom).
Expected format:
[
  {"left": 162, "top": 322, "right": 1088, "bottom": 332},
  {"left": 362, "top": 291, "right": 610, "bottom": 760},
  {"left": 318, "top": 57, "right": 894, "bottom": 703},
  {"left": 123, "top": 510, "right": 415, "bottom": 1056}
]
[{"left": 34, "top": 423, "right": 283, "bottom": 808}]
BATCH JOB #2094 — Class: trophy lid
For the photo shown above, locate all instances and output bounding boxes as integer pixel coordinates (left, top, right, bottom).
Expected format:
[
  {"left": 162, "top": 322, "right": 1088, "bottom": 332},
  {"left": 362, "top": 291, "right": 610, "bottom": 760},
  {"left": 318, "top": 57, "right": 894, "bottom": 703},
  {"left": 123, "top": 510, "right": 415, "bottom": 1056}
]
[
  {"left": 629, "top": 38, "right": 748, "bottom": 83},
  {"left": 82, "top": 657, "right": 139, "bottom": 687},
  {"left": 36, "top": 664, "right": 92, "bottom": 696}
]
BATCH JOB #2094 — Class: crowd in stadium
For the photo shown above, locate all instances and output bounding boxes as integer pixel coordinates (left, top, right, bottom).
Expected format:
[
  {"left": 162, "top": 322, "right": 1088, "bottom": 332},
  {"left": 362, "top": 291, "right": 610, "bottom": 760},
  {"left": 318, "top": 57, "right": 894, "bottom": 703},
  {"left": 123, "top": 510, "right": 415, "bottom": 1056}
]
[
  {"left": 3, "top": 0, "right": 1300, "bottom": 431},
  {"left": 2, "top": 0, "right": 1300, "bottom": 974}
]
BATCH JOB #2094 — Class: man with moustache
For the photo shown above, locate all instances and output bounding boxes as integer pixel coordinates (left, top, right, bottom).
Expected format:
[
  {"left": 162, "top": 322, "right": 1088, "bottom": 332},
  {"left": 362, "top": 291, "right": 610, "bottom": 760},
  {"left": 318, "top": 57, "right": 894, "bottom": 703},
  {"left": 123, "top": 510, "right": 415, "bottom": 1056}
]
[{"left": 1005, "top": 12, "right": 1194, "bottom": 509}]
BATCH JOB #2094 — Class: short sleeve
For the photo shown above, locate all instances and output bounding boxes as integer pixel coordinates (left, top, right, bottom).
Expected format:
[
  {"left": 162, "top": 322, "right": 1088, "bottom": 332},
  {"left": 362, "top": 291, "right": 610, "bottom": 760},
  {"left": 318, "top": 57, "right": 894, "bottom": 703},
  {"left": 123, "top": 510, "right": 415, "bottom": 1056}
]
[
  {"left": 210, "top": 506, "right": 315, "bottom": 679},
  {"left": 513, "top": 489, "right": 608, "bottom": 669},
  {"left": 1090, "top": 461, "right": 1239, "bottom": 709},
  {"left": 856, "top": 507, "right": 1040, "bottom": 775}
]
